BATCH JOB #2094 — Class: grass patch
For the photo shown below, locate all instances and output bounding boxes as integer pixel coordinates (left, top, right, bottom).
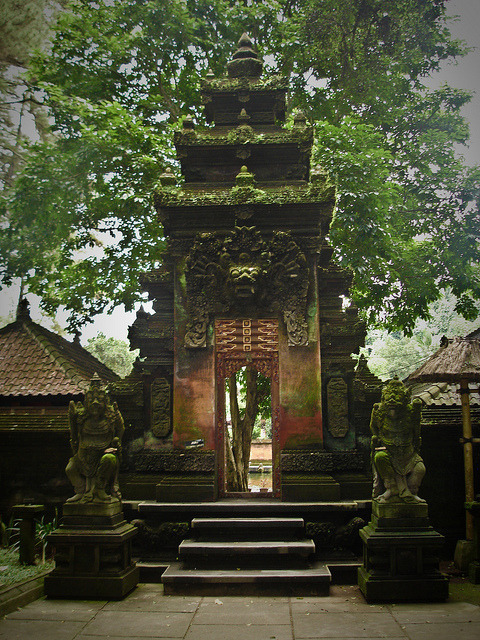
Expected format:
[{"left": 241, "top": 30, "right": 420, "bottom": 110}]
[{"left": 0, "top": 548, "right": 53, "bottom": 589}]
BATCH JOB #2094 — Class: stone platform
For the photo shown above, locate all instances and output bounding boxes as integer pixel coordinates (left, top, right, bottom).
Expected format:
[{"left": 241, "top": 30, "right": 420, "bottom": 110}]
[
  {"left": 44, "top": 501, "right": 139, "bottom": 600},
  {"left": 358, "top": 500, "right": 449, "bottom": 602}
]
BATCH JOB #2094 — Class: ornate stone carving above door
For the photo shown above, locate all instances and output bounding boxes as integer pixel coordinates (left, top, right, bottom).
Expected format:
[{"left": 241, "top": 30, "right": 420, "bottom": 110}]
[{"left": 184, "top": 226, "right": 309, "bottom": 348}]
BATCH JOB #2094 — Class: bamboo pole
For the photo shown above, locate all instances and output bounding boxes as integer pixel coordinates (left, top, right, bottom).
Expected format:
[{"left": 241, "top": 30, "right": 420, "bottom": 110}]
[{"left": 460, "top": 378, "right": 475, "bottom": 541}]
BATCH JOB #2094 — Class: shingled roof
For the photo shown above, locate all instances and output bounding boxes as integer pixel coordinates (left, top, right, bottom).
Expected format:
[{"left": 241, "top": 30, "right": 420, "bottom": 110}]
[
  {"left": 407, "top": 335, "right": 480, "bottom": 384},
  {"left": 0, "top": 300, "right": 118, "bottom": 397},
  {"left": 411, "top": 381, "right": 480, "bottom": 407},
  {"left": 407, "top": 325, "right": 480, "bottom": 408}
]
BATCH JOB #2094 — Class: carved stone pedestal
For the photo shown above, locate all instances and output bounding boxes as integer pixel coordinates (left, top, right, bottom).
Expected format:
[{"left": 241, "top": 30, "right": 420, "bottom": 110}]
[
  {"left": 44, "top": 501, "right": 139, "bottom": 599},
  {"left": 358, "top": 500, "right": 448, "bottom": 602}
]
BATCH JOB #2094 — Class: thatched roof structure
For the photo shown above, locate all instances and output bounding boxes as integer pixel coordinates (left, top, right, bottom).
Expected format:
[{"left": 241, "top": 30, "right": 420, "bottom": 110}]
[{"left": 408, "top": 336, "right": 480, "bottom": 383}]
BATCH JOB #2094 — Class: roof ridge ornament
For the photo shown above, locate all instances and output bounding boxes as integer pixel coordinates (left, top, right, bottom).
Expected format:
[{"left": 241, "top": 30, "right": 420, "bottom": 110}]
[
  {"left": 90, "top": 372, "right": 103, "bottom": 388},
  {"left": 293, "top": 109, "right": 307, "bottom": 127},
  {"left": 227, "top": 33, "right": 263, "bottom": 79},
  {"left": 238, "top": 108, "right": 250, "bottom": 124},
  {"left": 16, "top": 298, "right": 30, "bottom": 320},
  {"left": 235, "top": 165, "right": 256, "bottom": 187}
]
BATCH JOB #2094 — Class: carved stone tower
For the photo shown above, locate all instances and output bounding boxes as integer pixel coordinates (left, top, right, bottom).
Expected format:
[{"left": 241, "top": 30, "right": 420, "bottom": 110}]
[{"left": 119, "top": 35, "right": 379, "bottom": 501}]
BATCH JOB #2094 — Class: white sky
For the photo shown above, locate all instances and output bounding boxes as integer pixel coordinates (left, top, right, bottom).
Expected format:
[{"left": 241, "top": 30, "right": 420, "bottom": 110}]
[{"left": 0, "top": 0, "right": 479, "bottom": 345}]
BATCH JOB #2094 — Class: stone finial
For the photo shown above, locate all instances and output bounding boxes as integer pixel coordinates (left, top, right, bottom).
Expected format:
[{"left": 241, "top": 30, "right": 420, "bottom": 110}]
[
  {"left": 182, "top": 115, "right": 195, "bottom": 130},
  {"left": 227, "top": 33, "right": 263, "bottom": 79},
  {"left": 356, "top": 353, "right": 370, "bottom": 373},
  {"left": 236, "top": 32, "right": 255, "bottom": 53},
  {"left": 310, "top": 165, "right": 327, "bottom": 183},
  {"left": 293, "top": 109, "right": 307, "bottom": 127},
  {"left": 238, "top": 108, "right": 250, "bottom": 124},
  {"left": 235, "top": 165, "right": 255, "bottom": 187},
  {"left": 159, "top": 167, "right": 177, "bottom": 187},
  {"left": 73, "top": 330, "right": 81, "bottom": 345},
  {"left": 206, "top": 68, "right": 214, "bottom": 78},
  {"left": 90, "top": 372, "right": 103, "bottom": 388}
]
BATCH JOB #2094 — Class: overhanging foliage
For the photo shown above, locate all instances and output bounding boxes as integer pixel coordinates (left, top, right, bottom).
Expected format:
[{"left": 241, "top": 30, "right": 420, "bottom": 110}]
[{"left": 0, "top": 0, "right": 478, "bottom": 333}]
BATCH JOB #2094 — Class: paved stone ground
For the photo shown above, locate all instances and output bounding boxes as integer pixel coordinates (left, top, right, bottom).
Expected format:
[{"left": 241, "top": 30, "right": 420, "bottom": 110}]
[
  {"left": 0, "top": 584, "right": 480, "bottom": 640},
  {"left": 1, "top": 582, "right": 480, "bottom": 640}
]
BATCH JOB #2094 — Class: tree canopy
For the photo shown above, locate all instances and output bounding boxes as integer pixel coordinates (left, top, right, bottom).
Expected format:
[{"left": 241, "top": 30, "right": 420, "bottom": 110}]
[
  {"left": 363, "top": 289, "right": 480, "bottom": 380},
  {"left": 85, "top": 332, "right": 138, "bottom": 377},
  {"left": 1, "top": 0, "right": 479, "bottom": 333}
]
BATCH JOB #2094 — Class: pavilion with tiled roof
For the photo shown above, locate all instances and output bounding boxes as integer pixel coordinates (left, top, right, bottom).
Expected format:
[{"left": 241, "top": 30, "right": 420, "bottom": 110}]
[
  {"left": 0, "top": 299, "right": 117, "bottom": 512},
  {"left": 406, "top": 329, "right": 480, "bottom": 550}
]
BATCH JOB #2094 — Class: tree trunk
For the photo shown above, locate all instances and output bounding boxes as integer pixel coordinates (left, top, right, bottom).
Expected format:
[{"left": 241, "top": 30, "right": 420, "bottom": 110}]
[{"left": 226, "top": 367, "right": 260, "bottom": 492}]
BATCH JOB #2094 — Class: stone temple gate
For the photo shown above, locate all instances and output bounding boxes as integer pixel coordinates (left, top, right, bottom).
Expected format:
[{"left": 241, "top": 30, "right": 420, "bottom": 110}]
[{"left": 114, "top": 34, "right": 381, "bottom": 503}]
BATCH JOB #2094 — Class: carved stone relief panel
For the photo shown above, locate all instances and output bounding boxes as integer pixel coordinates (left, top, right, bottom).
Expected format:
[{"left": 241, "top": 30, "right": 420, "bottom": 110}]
[
  {"left": 326, "top": 377, "right": 349, "bottom": 438},
  {"left": 215, "top": 319, "right": 279, "bottom": 383},
  {"left": 185, "top": 226, "right": 309, "bottom": 348},
  {"left": 151, "top": 377, "right": 171, "bottom": 438}
]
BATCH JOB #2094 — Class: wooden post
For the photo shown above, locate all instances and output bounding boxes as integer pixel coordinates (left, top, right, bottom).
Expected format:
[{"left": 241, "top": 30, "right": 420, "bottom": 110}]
[
  {"left": 11, "top": 504, "right": 44, "bottom": 565},
  {"left": 460, "top": 379, "right": 475, "bottom": 541}
]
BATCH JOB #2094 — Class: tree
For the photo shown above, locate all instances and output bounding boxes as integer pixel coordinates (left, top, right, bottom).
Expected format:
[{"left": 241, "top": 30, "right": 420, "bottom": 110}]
[
  {"left": 279, "top": 0, "right": 480, "bottom": 332},
  {"left": 0, "top": 0, "right": 283, "bottom": 328},
  {"left": 363, "top": 290, "right": 480, "bottom": 380},
  {"left": 85, "top": 332, "right": 138, "bottom": 378},
  {"left": 225, "top": 368, "right": 271, "bottom": 492},
  {"left": 1, "top": 1, "right": 478, "bottom": 334},
  {"left": 0, "top": 1, "right": 67, "bottom": 309}
]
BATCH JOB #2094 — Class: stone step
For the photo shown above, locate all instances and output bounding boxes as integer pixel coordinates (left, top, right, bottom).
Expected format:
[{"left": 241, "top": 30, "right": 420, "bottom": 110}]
[
  {"left": 136, "top": 561, "right": 168, "bottom": 583},
  {"left": 136, "top": 558, "right": 361, "bottom": 586},
  {"left": 327, "top": 560, "right": 362, "bottom": 585},
  {"left": 132, "top": 499, "right": 366, "bottom": 519},
  {"left": 162, "top": 561, "right": 331, "bottom": 596},
  {"left": 179, "top": 538, "right": 315, "bottom": 560},
  {"left": 191, "top": 517, "right": 305, "bottom": 539}
]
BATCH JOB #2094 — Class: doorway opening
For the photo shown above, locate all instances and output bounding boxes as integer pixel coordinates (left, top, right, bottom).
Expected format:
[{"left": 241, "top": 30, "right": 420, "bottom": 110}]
[
  {"left": 224, "top": 366, "right": 272, "bottom": 494},
  {"left": 215, "top": 318, "right": 280, "bottom": 498}
]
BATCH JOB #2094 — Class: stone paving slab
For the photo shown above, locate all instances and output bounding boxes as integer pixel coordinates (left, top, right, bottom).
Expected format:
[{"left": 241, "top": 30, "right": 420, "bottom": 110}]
[
  {"left": 103, "top": 584, "right": 200, "bottom": 613},
  {"left": 184, "top": 623, "right": 293, "bottom": 640},
  {"left": 194, "top": 596, "right": 291, "bottom": 625},
  {"left": 389, "top": 600, "right": 480, "bottom": 623},
  {"left": 292, "top": 610, "right": 407, "bottom": 638},
  {"left": 400, "top": 622, "right": 480, "bottom": 640},
  {"left": 1, "top": 582, "right": 480, "bottom": 640},
  {"left": 0, "top": 618, "right": 85, "bottom": 640},
  {"left": 5, "top": 597, "right": 107, "bottom": 621},
  {"left": 291, "top": 595, "right": 388, "bottom": 613},
  {"left": 81, "top": 609, "right": 194, "bottom": 638}
]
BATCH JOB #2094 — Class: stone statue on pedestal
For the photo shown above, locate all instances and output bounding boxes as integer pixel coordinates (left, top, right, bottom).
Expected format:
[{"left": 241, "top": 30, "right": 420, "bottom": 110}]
[
  {"left": 66, "top": 374, "right": 124, "bottom": 503},
  {"left": 370, "top": 377, "right": 425, "bottom": 504}
]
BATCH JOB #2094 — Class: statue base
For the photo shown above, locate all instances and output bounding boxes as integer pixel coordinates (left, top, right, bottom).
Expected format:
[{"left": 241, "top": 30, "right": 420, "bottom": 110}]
[
  {"left": 358, "top": 500, "right": 448, "bottom": 602},
  {"left": 44, "top": 501, "right": 139, "bottom": 600}
]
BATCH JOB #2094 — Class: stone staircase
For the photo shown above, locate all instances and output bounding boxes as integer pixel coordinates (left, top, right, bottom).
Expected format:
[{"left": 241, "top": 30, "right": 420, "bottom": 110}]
[{"left": 161, "top": 516, "right": 331, "bottom": 596}]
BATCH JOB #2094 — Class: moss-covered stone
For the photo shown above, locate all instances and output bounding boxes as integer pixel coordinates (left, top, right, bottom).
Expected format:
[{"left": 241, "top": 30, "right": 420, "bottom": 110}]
[
  {"left": 174, "top": 126, "right": 313, "bottom": 147},
  {"left": 200, "top": 75, "right": 289, "bottom": 93},
  {"left": 155, "top": 182, "right": 335, "bottom": 208}
]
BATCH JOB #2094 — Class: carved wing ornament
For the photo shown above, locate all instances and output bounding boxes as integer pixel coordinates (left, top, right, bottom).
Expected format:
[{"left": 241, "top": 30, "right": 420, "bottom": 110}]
[{"left": 184, "top": 226, "right": 309, "bottom": 348}]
